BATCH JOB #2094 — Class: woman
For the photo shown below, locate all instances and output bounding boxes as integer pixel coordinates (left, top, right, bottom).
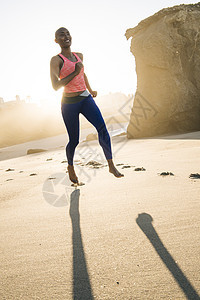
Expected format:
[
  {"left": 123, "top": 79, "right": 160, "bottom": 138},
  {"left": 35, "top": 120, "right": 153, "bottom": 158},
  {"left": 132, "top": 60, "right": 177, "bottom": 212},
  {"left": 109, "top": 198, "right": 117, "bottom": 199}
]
[{"left": 50, "top": 27, "right": 124, "bottom": 184}]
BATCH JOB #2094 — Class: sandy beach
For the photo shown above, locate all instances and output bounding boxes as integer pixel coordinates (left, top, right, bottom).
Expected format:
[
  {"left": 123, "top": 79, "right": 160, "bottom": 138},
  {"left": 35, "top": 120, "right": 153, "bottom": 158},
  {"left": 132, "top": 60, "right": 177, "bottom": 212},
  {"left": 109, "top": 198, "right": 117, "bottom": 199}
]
[{"left": 0, "top": 129, "right": 200, "bottom": 299}]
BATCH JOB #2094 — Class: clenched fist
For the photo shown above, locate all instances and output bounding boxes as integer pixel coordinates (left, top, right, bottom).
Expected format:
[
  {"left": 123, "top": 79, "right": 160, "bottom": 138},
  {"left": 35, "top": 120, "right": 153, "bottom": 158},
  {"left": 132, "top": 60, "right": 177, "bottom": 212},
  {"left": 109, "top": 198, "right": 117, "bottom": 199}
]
[
  {"left": 91, "top": 91, "right": 97, "bottom": 97},
  {"left": 74, "top": 62, "right": 83, "bottom": 75}
]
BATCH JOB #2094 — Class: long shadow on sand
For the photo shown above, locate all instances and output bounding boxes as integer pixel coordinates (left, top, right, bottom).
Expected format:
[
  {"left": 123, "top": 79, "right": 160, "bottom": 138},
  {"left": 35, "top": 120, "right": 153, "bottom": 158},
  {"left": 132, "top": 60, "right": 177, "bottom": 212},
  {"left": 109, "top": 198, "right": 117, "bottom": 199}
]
[
  {"left": 69, "top": 189, "right": 94, "bottom": 300},
  {"left": 136, "top": 213, "right": 199, "bottom": 300}
]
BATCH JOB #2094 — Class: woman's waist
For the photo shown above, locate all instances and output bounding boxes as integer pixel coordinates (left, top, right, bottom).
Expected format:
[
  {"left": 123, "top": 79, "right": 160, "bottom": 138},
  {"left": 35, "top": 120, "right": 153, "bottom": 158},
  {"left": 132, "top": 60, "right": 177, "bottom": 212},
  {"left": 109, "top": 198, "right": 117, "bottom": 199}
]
[
  {"left": 63, "top": 90, "right": 86, "bottom": 97},
  {"left": 61, "top": 90, "right": 90, "bottom": 104}
]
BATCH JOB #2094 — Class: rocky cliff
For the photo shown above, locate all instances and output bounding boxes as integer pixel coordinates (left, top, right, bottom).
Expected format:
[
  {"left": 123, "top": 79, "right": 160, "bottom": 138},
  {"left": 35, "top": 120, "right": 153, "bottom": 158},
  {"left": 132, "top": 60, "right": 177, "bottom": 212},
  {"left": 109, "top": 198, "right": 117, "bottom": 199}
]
[{"left": 125, "top": 3, "right": 200, "bottom": 138}]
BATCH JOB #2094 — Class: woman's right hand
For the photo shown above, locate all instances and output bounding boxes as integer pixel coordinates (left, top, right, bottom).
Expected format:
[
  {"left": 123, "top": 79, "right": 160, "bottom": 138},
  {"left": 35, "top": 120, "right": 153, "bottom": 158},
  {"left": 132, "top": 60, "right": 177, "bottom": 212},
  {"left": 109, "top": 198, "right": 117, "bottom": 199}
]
[{"left": 75, "top": 62, "right": 83, "bottom": 74}]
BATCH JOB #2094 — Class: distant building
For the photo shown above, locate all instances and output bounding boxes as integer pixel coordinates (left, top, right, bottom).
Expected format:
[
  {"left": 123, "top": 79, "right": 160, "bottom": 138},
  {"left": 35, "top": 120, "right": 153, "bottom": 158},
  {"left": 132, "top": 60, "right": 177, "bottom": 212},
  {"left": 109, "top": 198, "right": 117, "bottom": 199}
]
[
  {"left": 26, "top": 96, "right": 31, "bottom": 103},
  {"left": 16, "top": 95, "right": 20, "bottom": 102},
  {"left": 0, "top": 95, "right": 29, "bottom": 111}
]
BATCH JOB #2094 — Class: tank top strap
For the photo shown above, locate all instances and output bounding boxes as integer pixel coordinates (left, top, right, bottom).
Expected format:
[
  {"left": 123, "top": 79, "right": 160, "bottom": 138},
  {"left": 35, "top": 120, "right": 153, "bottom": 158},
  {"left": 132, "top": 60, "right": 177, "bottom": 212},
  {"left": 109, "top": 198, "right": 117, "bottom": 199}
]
[
  {"left": 73, "top": 52, "right": 81, "bottom": 62},
  {"left": 58, "top": 53, "right": 67, "bottom": 61},
  {"left": 58, "top": 52, "right": 80, "bottom": 62}
]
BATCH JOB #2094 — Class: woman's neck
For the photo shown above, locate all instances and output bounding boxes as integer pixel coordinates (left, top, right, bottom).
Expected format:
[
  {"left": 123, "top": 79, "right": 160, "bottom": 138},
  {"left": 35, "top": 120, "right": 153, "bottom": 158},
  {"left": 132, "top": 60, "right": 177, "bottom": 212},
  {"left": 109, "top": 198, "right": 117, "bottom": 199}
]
[{"left": 61, "top": 47, "right": 73, "bottom": 58}]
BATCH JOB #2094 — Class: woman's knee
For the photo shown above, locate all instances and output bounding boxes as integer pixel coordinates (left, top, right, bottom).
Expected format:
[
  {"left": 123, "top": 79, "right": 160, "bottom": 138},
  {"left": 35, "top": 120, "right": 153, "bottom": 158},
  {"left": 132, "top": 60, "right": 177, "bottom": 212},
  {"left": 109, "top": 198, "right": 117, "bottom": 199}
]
[
  {"left": 98, "top": 125, "right": 110, "bottom": 141},
  {"left": 97, "top": 123, "right": 107, "bottom": 134},
  {"left": 67, "top": 139, "right": 79, "bottom": 148}
]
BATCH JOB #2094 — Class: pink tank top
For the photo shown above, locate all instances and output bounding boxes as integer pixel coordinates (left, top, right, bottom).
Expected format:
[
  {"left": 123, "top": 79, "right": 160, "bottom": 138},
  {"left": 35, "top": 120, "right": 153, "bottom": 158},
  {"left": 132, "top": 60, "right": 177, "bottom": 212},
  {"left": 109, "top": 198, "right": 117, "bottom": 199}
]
[{"left": 58, "top": 52, "right": 87, "bottom": 93}]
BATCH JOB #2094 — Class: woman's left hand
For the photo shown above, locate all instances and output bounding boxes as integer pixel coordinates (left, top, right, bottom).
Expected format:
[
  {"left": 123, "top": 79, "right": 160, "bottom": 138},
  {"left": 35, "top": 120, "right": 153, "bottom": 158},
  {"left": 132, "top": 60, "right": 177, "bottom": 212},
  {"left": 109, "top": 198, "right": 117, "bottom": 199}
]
[{"left": 91, "top": 91, "right": 97, "bottom": 98}]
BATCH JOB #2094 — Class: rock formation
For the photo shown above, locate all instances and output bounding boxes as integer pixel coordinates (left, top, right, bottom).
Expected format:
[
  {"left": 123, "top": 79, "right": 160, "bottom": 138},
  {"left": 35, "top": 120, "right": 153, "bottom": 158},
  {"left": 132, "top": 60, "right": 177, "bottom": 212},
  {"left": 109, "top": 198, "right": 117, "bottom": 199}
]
[{"left": 125, "top": 3, "right": 200, "bottom": 138}]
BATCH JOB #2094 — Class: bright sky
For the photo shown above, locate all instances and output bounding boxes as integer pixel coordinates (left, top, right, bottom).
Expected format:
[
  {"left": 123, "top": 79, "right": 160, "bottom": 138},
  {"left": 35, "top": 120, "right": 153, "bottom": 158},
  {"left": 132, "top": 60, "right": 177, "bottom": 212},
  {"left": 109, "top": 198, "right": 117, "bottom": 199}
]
[{"left": 0, "top": 0, "right": 195, "bottom": 104}]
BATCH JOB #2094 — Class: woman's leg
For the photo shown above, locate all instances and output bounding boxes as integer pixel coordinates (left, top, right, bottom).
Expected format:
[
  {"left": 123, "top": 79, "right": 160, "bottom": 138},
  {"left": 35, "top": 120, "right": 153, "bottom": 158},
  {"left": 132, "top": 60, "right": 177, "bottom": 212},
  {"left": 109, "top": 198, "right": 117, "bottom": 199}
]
[
  {"left": 80, "top": 95, "right": 124, "bottom": 178},
  {"left": 61, "top": 102, "right": 81, "bottom": 183},
  {"left": 80, "top": 95, "right": 112, "bottom": 160}
]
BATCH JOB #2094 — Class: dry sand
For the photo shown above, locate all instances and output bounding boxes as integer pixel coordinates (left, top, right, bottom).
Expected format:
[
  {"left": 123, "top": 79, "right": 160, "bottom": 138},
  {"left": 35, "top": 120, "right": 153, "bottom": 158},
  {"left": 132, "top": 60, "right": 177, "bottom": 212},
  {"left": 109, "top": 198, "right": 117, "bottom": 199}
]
[{"left": 0, "top": 130, "right": 200, "bottom": 299}]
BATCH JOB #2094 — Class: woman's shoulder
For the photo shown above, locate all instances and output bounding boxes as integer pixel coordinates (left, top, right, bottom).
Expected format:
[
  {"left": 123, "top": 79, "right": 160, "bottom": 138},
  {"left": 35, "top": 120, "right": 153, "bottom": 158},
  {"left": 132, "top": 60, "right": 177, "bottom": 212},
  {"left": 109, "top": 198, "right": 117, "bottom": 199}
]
[
  {"left": 50, "top": 54, "right": 64, "bottom": 63},
  {"left": 74, "top": 52, "right": 83, "bottom": 61},
  {"left": 50, "top": 54, "right": 64, "bottom": 69}
]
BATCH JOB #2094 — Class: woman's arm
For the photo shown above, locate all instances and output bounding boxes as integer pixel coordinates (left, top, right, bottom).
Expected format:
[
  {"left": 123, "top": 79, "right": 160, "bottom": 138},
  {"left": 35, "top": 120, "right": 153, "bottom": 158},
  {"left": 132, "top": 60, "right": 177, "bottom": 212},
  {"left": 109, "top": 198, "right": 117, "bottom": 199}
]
[
  {"left": 50, "top": 56, "right": 83, "bottom": 91},
  {"left": 75, "top": 52, "right": 97, "bottom": 98},
  {"left": 84, "top": 73, "right": 97, "bottom": 97}
]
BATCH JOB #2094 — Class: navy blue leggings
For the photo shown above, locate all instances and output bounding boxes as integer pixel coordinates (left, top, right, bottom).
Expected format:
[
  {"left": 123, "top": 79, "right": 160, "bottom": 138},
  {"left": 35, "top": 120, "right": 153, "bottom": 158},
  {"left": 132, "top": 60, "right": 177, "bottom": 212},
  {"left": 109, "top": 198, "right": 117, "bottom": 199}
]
[{"left": 61, "top": 94, "right": 112, "bottom": 165}]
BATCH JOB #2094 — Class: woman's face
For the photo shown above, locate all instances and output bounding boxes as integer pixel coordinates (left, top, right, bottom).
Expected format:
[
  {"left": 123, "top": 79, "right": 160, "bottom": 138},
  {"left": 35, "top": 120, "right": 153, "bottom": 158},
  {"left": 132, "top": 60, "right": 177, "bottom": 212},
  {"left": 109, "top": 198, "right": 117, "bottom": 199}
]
[{"left": 55, "top": 28, "right": 72, "bottom": 48}]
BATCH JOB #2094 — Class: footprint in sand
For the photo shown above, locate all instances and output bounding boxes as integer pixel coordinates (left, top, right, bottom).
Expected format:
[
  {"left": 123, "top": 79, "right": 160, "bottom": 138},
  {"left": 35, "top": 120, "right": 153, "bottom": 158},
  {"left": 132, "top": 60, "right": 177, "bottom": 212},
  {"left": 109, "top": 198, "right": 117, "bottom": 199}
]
[
  {"left": 117, "top": 164, "right": 135, "bottom": 169},
  {"left": 71, "top": 182, "right": 85, "bottom": 187},
  {"left": 122, "top": 165, "right": 135, "bottom": 169},
  {"left": 6, "top": 178, "right": 14, "bottom": 181},
  {"left": 29, "top": 173, "right": 37, "bottom": 176},
  {"left": 75, "top": 160, "right": 84, "bottom": 165},
  {"left": 158, "top": 172, "right": 174, "bottom": 176},
  {"left": 76, "top": 163, "right": 85, "bottom": 166},
  {"left": 46, "top": 158, "right": 53, "bottom": 161},
  {"left": 19, "top": 171, "right": 24, "bottom": 173},
  {"left": 5, "top": 168, "right": 15, "bottom": 172},
  {"left": 61, "top": 160, "right": 67, "bottom": 163},
  {"left": 134, "top": 167, "right": 146, "bottom": 171},
  {"left": 86, "top": 160, "right": 104, "bottom": 169},
  {"left": 189, "top": 173, "right": 200, "bottom": 179}
]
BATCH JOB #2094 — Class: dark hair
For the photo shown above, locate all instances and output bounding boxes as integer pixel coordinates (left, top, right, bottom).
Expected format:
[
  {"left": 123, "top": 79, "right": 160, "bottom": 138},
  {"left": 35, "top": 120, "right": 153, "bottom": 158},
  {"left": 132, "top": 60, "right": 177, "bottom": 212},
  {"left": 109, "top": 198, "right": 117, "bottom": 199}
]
[{"left": 55, "top": 27, "right": 68, "bottom": 38}]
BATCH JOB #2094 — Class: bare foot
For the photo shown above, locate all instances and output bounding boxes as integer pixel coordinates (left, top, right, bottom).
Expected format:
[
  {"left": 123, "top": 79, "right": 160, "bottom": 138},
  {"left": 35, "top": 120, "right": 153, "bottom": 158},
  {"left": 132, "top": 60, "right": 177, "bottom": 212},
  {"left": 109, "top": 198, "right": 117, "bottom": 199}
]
[
  {"left": 107, "top": 159, "right": 124, "bottom": 178},
  {"left": 67, "top": 165, "right": 79, "bottom": 183},
  {"left": 109, "top": 165, "right": 124, "bottom": 178}
]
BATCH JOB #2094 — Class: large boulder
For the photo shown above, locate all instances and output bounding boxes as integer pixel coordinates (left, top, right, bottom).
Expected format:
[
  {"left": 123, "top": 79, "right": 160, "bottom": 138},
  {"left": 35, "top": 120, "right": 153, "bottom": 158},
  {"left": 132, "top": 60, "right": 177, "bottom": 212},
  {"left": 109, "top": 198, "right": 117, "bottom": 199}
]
[{"left": 125, "top": 3, "right": 200, "bottom": 138}]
